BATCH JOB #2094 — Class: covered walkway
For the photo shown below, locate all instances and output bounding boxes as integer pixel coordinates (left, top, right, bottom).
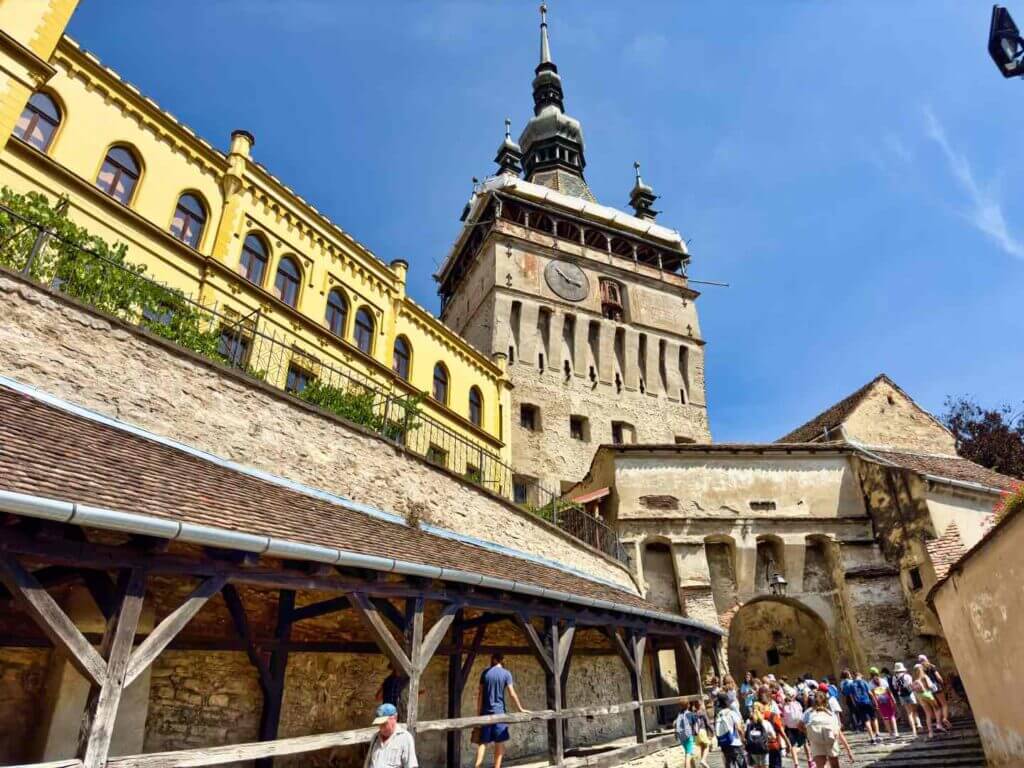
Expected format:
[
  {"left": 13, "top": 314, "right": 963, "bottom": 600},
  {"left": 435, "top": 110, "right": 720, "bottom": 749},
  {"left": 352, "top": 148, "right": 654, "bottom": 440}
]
[{"left": 0, "top": 381, "right": 723, "bottom": 768}]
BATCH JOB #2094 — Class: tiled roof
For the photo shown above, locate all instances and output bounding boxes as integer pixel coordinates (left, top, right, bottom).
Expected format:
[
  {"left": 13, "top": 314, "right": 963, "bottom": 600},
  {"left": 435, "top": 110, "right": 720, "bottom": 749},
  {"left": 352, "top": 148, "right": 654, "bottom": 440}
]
[
  {"left": 0, "top": 384, "right": 706, "bottom": 624},
  {"left": 925, "top": 522, "right": 966, "bottom": 581},
  {"left": 777, "top": 374, "right": 892, "bottom": 443},
  {"left": 868, "top": 449, "right": 1017, "bottom": 492}
]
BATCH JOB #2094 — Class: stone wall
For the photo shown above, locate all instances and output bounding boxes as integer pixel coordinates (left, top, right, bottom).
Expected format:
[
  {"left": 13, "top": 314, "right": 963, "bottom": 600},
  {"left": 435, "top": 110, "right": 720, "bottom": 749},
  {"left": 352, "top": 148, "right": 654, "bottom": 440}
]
[
  {"left": 0, "top": 271, "right": 634, "bottom": 591},
  {"left": 0, "top": 648, "right": 50, "bottom": 764},
  {"left": 443, "top": 226, "right": 711, "bottom": 494},
  {"left": 140, "top": 649, "right": 649, "bottom": 767}
]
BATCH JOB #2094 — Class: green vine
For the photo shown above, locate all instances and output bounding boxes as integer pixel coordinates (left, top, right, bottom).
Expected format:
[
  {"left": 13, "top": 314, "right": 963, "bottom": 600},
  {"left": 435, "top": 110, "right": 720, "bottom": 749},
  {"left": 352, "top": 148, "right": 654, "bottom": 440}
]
[{"left": 298, "top": 379, "right": 422, "bottom": 438}]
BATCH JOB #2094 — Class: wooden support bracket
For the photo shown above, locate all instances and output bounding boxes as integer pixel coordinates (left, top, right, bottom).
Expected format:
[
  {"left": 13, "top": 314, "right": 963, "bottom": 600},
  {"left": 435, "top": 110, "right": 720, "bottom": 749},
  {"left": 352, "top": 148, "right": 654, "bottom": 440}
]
[{"left": 352, "top": 592, "right": 413, "bottom": 676}]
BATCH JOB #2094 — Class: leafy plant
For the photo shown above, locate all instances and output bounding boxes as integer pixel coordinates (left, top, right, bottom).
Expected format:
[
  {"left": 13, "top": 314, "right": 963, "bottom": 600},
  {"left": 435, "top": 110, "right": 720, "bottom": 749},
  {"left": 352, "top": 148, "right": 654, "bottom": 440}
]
[
  {"left": 943, "top": 396, "right": 1024, "bottom": 479},
  {"left": 298, "top": 379, "right": 422, "bottom": 437},
  {"left": 994, "top": 482, "right": 1024, "bottom": 523}
]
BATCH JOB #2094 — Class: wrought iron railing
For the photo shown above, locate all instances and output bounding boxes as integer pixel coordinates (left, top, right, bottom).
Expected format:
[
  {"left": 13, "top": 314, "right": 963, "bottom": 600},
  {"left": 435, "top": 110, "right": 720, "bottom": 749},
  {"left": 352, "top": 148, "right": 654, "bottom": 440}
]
[{"left": 0, "top": 199, "right": 627, "bottom": 562}]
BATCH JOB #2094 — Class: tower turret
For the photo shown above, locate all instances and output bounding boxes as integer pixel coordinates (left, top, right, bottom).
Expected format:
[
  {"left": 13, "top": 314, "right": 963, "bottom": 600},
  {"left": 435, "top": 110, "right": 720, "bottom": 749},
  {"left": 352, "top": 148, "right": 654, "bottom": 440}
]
[
  {"left": 518, "top": 3, "right": 595, "bottom": 201},
  {"left": 494, "top": 118, "right": 523, "bottom": 176},
  {"left": 629, "top": 161, "right": 659, "bottom": 221}
]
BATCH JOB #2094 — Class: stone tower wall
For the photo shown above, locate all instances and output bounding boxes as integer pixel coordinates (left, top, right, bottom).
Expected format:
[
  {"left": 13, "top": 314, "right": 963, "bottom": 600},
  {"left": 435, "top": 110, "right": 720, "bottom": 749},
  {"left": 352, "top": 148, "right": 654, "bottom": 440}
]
[{"left": 443, "top": 221, "right": 710, "bottom": 493}]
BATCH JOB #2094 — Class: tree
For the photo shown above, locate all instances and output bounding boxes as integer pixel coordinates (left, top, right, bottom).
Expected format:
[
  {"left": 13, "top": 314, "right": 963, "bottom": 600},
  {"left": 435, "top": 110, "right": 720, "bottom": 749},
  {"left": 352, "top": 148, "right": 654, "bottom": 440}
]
[{"left": 942, "top": 396, "right": 1024, "bottom": 479}]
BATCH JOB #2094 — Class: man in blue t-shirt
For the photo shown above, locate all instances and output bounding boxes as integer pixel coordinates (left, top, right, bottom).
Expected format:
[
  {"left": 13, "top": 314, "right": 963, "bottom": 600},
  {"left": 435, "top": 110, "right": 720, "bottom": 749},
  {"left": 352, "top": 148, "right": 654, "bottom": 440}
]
[{"left": 474, "top": 654, "right": 529, "bottom": 768}]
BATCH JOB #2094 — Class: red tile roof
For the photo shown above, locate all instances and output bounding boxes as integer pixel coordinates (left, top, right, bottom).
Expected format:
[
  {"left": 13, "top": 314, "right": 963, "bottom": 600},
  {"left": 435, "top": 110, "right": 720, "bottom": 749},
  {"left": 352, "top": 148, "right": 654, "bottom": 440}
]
[
  {"left": 925, "top": 522, "right": 966, "bottom": 581},
  {"left": 0, "top": 384, "right": 717, "bottom": 631},
  {"left": 777, "top": 375, "right": 890, "bottom": 444},
  {"left": 868, "top": 449, "right": 1017, "bottom": 492}
]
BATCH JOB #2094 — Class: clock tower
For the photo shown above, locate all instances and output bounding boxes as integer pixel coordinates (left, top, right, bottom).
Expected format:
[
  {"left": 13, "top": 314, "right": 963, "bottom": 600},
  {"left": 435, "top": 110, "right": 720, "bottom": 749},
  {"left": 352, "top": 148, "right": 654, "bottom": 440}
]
[{"left": 436, "top": 5, "right": 710, "bottom": 507}]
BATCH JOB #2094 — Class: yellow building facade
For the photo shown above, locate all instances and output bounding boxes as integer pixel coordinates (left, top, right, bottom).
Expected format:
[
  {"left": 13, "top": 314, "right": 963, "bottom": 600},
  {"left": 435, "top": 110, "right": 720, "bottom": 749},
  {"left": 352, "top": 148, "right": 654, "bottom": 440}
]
[{"left": 0, "top": 1, "right": 513, "bottom": 484}]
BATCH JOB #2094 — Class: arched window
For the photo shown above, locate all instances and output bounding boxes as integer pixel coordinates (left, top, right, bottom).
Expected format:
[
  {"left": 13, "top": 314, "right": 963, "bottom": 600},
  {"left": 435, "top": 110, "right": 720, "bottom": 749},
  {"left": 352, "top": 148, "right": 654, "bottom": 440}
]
[
  {"left": 239, "top": 234, "right": 268, "bottom": 286},
  {"left": 274, "top": 256, "right": 301, "bottom": 307},
  {"left": 354, "top": 307, "right": 375, "bottom": 354},
  {"left": 325, "top": 289, "right": 348, "bottom": 336},
  {"left": 170, "top": 193, "right": 206, "bottom": 248},
  {"left": 468, "top": 386, "right": 483, "bottom": 427},
  {"left": 392, "top": 336, "right": 411, "bottom": 380},
  {"left": 96, "top": 145, "right": 141, "bottom": 205},
  {"left": 14, "top": 92, "right": 61, "bottom": 152},
  {"left": 432, "top": 363, "right": 449, "bottom": 404}
]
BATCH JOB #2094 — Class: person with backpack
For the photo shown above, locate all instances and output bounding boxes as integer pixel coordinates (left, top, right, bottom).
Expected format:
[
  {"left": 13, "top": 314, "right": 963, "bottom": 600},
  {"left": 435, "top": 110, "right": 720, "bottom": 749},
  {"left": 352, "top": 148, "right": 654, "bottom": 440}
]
[
  {"left": 891, "top": 662, "right": 919, "bottom": 737},
  {"left": 690, "top": 698, "right": 714, "bottom": 768},
  {"left": 918, "top": 655, "right": 952, "bottom": 731},
  {"left": 838, "top": 670, "right": 861, "bottom": 732},
  {"left": 715, "top": 691, "right": 747, "bottom": 768},
  {"left": 756, "top": 691, "right": 794, "bottom": 768},
  {"left": 743, "top": 703, "right": 776, "bottom": 767},
  {"left": 801, "top": 691, "right": 854, "bottom": 768},
  {"left": 848, "top": 672, "right": 880, "bottom": 744},
  {"left": 675, "top": 698, "right": 700, "bottom": 767}
]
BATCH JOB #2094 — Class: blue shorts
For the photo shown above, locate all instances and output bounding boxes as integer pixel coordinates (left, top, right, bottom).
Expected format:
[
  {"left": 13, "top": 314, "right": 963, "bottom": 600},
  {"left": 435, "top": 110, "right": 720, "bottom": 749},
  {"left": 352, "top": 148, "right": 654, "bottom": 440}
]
[
  {"left": 680, "top": 736, "right": 696, "bottom": 755},
  {"left": 479, "top": 723, "right": 510, "bottom": 744}
]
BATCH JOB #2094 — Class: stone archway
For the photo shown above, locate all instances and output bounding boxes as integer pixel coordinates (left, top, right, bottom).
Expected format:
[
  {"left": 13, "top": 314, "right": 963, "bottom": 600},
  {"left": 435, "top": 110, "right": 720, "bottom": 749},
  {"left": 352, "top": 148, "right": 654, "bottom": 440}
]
[{"left": 727, "top": 596, "right": 837, "bottom": 681}]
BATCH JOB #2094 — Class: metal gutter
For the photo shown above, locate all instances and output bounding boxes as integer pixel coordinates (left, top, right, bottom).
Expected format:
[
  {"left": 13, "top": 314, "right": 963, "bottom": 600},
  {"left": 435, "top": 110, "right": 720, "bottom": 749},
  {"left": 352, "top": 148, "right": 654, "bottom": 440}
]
[{"left": 0, "top": 489, "right": 724, "bottom": 636}]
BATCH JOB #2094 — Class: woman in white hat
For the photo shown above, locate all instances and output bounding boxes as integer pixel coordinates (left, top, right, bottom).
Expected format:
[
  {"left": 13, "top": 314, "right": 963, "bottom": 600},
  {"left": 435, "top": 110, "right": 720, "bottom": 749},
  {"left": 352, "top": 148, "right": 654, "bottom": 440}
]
[{"left": 890, "top": 662, "right": 919, "bottom": 738}]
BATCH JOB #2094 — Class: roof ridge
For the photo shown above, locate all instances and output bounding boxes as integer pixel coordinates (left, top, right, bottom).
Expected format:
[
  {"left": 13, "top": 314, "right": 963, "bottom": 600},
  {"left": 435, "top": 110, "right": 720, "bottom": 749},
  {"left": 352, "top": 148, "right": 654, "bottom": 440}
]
[{"left": 777, "top": 374, "right": 888, "bottom": 443}]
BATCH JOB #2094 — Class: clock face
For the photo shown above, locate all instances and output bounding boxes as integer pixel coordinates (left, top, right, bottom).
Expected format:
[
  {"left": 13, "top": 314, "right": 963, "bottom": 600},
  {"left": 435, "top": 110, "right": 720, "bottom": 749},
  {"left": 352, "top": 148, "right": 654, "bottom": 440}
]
[{"left": 543, "top": 260, "right": 589, "bottom": 302}]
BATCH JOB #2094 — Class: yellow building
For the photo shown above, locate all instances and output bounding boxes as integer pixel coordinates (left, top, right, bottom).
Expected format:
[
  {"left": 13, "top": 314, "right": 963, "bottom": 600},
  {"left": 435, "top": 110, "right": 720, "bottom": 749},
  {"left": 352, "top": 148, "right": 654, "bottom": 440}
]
[{"left": 0, "top": 1, "right": 513, "bottom": 487}]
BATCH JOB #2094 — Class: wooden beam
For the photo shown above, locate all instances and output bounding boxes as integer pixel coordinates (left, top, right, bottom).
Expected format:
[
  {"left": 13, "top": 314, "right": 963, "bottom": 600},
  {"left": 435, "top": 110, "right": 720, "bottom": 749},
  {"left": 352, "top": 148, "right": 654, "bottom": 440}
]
[
  {"left": 513, "top": 614, "right": 554, "bottom": 676},
  {"left": 446, "top": 610, "right": 465, "bottom": 768},
  {"left": 373, "top": 596, "right": 407, "bottom": 633},
  {"left": 104, "top": 699, "right": 690, "bottom": 768},
  {"left": 459, "top": 623, "right": 487, "bottom": 688},
  {"left": 405, "top": 597, "right": 424, "bottom": 730},
  {"left": 417, "top": 602, "right": 460, "bottom": 670},
  {"left": 628, "top": 632, "right": 648, "bottom": 744},
  {"left": 256, "top": 590, "right": 293, "bottom": 768},
  {"left": 351, "top": 592, "right": 413, "bottom": 676},
  {"left": 0, "top": 552, "right": 107, "bottom": 686},
  {"left": 600, "top": 626, "right": 636, "bottom": 676},
  {"left": 78, "top": 568, "right": 147, "bottom": 768},
  {"left": 558, "top": 623, "right": 576, "bottom": 747},
  {"left": 221, "top": 584, "right": 272, "bottom": 693},
  {"left": 545, "top": 620, "right": 564, "bottom": 765},
  {"left": 124, "top": 575, "right": 227, "bottom": 686},
  {"left": 289, "top": 594, "right": 350, "bottom": 623}
]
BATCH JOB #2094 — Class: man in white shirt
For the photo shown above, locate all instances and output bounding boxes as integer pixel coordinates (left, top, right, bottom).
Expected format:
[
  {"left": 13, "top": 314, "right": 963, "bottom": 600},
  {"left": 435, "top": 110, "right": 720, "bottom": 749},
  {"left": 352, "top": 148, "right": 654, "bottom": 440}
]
[{"left": 365, "top": 703, "right": 418, "bottom": 768}]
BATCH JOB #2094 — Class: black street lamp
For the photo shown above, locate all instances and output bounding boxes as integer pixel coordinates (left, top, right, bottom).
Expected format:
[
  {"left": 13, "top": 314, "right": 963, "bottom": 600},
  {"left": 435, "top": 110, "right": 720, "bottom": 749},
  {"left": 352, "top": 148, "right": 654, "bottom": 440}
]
[{"left": 990, "top": 5, "right": 1024, "bottom": 77}]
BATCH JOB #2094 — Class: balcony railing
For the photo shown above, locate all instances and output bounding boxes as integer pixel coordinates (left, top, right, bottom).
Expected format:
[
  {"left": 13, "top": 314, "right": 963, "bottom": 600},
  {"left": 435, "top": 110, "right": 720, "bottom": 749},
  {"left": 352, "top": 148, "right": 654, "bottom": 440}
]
[{"left": 0, "top": 198, "right": 628, "bottom": 563}]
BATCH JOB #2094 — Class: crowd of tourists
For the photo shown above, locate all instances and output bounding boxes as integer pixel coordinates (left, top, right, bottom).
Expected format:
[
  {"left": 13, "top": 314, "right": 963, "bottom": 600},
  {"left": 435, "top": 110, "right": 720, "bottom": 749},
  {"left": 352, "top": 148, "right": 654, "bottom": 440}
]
[{"left": 674, "top": 655, "right": 954, "bottom": 768}]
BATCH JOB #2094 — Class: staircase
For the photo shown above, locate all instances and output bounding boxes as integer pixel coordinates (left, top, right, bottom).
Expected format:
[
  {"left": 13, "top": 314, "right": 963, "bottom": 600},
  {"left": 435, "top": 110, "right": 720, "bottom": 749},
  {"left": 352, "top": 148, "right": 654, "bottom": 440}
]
[
  {"left": 839, "top": 717, "right": 987, "bottom": 767},
  {"left": 695, "top": 716, "right": 987, "bottom": 767}
]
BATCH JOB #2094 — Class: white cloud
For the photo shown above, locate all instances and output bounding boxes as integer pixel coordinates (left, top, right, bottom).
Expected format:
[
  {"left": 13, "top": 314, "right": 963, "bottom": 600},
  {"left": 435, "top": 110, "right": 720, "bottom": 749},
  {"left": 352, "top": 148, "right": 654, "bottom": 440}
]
[{"left": 924, "top": 106, "right": 1024, "bottom": 261}]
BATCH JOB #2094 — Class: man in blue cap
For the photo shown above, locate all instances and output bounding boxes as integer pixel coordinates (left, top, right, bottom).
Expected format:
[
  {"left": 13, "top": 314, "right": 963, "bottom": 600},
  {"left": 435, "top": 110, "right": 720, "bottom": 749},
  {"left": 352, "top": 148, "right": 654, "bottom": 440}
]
[{"left": 364, "top": 703, "right": 418, "bottom": 768}]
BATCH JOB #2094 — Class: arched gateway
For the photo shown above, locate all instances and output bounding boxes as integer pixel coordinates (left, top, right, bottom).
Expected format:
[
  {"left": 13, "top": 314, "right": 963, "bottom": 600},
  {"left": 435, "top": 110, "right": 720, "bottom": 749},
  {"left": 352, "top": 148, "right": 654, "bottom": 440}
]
[{"left": 727, "top": 596, "right": 837, "bottom": 682}]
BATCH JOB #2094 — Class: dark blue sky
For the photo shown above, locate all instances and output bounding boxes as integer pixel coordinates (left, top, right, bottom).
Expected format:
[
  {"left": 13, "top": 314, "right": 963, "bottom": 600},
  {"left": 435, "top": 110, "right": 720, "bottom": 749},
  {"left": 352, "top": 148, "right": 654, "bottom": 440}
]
[{"left": 67, "top": 1, "right": 1023, "bottom": 442}]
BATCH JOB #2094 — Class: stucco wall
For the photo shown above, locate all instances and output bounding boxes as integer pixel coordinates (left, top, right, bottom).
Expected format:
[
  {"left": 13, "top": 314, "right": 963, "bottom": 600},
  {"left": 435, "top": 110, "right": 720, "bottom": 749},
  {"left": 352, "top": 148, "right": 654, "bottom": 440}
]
[
  {"left": 0, "top": 272, "right": 635, "bottom": 591},
  {"left": 842, "top": 379, "right": 957, "bottom": 454},
  {"left": 614, "top": 454, "right": 866, "bottom": 521},
  {"left": 0, "top": 648, "right": 50, "bottom": 764},
  {"left": 933, "top": 511, "right": 1024, "bottom": 768},
  {"left": 925, "top": 488, "right": 996, "bottom": 549}
]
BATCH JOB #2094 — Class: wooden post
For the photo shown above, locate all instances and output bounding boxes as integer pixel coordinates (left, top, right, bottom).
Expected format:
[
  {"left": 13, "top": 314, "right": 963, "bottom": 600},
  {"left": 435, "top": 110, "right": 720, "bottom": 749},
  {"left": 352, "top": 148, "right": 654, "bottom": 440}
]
[
  {"left": 405, "top": 597, "right": 424, "bottom": 731},
  {"left": 78, "top": 568, "right": 147, "bottom": 768},
  {"left": 446, "top": 610, "right": 464, "bottom": 768},
  {"left": 557, "top": 623, "right": 575, "bottom": 752},
  {"left": 256, "top": 589, "right": 294, "bottom": 768},
  {"left": 544, "top": 619, "right": 563, "bottom": 766},
  {"left": 629, "top": 632, "right": 648, "bottom": 744}
]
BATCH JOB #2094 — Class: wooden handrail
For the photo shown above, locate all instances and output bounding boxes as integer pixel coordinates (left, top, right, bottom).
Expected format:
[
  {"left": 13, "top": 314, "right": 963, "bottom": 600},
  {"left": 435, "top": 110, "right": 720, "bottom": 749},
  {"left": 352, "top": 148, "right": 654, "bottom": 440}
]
[{"left": 100, "top": 695, "right": 698, "bottom": 768}]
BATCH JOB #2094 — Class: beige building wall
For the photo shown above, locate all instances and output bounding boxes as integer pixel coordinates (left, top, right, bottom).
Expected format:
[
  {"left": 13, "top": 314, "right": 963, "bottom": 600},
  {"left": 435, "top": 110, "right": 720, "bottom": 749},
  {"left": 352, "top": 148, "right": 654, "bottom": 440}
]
[
  {"left": 842, "top": 378, "right": 957, "bottom": 453},
  {"left": 925, "top": 487, "right": 997, "bottom": 549},
  {"left": 932, "top": 510, "right": 1024, "bottom": 767}
]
